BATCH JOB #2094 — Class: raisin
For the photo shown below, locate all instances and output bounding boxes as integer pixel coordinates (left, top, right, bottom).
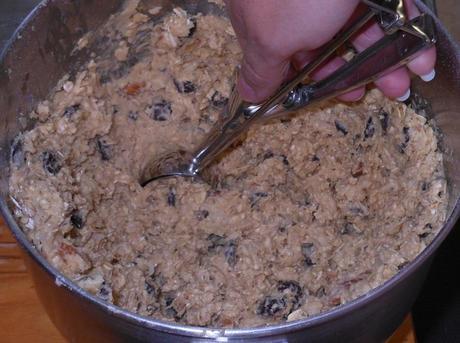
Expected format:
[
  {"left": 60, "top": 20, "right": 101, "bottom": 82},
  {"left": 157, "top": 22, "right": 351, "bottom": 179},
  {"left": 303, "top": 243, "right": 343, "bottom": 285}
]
[
  {"left": 63, "top": 104, "right": 80, "bottom": 117},
  {"left": 315, "top": 286, "right": 326, "bottom": 297},
  {"left": 210, "top": 91, "right": 228, "bottom": 108},
  {"left": 98, "top": 283, "right": 111, "bottom": 301},
  {"left": 147, "top": 100, "right": 172, "bottom": 121},
  {"left": 278, "top": 281, "right": 303, "bottom": 313},
  {"left": 145, "top": 272, "right": 165, "bottom": 299},
  {"left": 363, "top": 117, "right": 375, "bottom": 139},
  {"left": 256, "top": 296, "right": 287, "bottom": 317},
  {"left": 250, "top": 191, "right": 269, "bottom": 208},
  {"left": 419, "top": 223, "right": 433, "bottom": 240},
  {"left": 334, "top": 120, "right": 348, "bottom": 135},
  {"left": 351, "top": 162, "right": 364, "bottom": 178},
  {"left": 162, "top": 294, "right": 177, "bottom": 318},
  {"left": 161, "top": 293, "right": 184, "bottom": 320},
  {"left": 63, "top": 228, "right": 80, "bottom": 239},
  {"left": 207, "top": 233, "right": 227, "bottom": 251},
  {"left": 278, "top": 281, "right": 303, "bottom": 304},
  {"left": 128, "top": 110, "right": 139, "bottom": 121},
  {"left": 96, "top": 137, "right": 112, "bottom": 161},
  {"left": 42, "top": 151, "right": 61, "bottom": 175},
  {"left": 301, "top": 243, "right": 315, "bottom": 267},
  {"left": 418, "top": 232, "right": 431, "bottom": 239},
  {"left": 263, "top": 151, "right": 274, "bottom": 160},
  {"left": 403, "top": 127, "right": 410, "bottom": 143},
  {"left": 195, "top": 209, "right": 209, "bottom": 221},
  {"left": 167, "top": 188, "right": 176, "bottom": 207},
  {"left": 188, "top": 17, "right": 197, "bottom": 37},
  {"left": 340, "top": 222, "right": 355, "bottom": 235},
  {"left": 398, "top": 126, "right": 411, "bottom": 153},
  {"left": 379, "top": 109, "right": 389, "bottom": 134},
  {"left": 280, "top": 118, "right": 292, "bottom": 125},
  {"left": 421, "top": 182, "right": 429, "bottom": 191},
  {"left": 281, "top": 155, "right": 290, "bottom": 166},
  {"left": 174, "top": 80, "right": 196, "bottom": 93},
  {"left": 145, "top": 282, "right": 156, "bottom": 295},
  {"left": 224, "top": 240, "right": 237, "bottom": 267},
  {"left": 70, "top": 210, "right": 84, "bottom": 229},
  {"left": 398, "top": 261, "right": 409, "bottom": 270},
  {"left": 11, "top": 136, "right": 26, "bottom": 168}
]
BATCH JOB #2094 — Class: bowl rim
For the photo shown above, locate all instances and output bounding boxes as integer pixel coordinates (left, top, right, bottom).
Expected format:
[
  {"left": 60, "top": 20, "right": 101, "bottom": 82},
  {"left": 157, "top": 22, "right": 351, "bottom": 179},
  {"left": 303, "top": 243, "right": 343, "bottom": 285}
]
[{"left": 1, "top": 0, "right": 459, "bottom": 339}]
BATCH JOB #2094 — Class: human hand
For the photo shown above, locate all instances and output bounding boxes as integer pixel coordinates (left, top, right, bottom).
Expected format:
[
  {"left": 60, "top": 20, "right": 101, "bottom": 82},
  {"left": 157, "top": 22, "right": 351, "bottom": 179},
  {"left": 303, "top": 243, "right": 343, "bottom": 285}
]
[{"left": 225, "top": 0, "right": 436, "bottom": 103}]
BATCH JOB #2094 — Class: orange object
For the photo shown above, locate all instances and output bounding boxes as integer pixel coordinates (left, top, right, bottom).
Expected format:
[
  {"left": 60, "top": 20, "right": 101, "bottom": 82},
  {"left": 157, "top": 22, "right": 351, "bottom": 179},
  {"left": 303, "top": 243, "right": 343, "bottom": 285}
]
[{"left": 123, "top": 82, "right": 145, "bottom": 96}]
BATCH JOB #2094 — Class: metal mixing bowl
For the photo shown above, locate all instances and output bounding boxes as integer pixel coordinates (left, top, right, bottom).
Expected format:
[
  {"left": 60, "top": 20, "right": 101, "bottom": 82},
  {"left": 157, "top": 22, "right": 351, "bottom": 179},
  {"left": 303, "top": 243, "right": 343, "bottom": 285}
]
[{"left": 1, "top": 1, "right": 459, "bottom": 342}]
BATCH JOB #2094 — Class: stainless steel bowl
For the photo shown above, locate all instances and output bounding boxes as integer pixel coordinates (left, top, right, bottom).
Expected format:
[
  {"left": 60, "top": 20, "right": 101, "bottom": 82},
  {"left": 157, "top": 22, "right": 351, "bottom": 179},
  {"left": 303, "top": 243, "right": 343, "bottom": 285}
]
[{"left": 1, "top": 1, "right": 459, "bottom": 342}]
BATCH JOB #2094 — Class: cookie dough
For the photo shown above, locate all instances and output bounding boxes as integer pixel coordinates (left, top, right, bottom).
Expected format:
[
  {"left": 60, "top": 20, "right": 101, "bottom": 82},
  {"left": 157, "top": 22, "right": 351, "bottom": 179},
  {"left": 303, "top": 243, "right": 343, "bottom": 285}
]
[{"left": 9, "top": 0, "right": 447, "bottom": 328}]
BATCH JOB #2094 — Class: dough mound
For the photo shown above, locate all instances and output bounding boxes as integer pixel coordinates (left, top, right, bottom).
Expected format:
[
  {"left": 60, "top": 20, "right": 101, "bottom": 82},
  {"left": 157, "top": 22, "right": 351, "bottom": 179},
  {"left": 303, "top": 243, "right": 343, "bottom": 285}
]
[{"left": 9, "top": 0, "right": 447, "bottom": 328}]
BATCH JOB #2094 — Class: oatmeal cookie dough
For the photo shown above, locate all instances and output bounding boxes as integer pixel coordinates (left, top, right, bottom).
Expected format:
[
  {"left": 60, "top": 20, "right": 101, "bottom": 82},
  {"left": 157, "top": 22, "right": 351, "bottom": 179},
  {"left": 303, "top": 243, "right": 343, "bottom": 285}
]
[{"left": 9, "top": 0, "right": 447, "bottom": 328}]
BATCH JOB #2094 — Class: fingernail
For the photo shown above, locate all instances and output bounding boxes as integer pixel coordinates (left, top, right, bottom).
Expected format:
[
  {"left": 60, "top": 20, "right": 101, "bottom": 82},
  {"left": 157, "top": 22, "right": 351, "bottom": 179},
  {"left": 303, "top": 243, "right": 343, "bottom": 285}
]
[
  {"left": 396, "top": 89, "right": 411, "bottom": 102},
  {"left": 420, "top": 69, "right": 436, "bottom": 82}
]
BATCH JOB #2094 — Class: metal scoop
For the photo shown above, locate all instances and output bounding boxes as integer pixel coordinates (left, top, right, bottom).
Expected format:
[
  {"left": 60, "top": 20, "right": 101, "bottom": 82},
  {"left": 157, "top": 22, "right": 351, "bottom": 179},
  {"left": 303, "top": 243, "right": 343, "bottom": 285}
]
[{"left": 140, "top": 0, "right": 436, "bottom": 187}]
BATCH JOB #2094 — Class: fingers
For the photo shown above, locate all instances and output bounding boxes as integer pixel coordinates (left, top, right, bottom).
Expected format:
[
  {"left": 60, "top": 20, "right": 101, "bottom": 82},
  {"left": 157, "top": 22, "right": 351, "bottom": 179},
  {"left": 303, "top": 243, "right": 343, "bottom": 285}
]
[
  {"left": 351, "top": 20, "right": 412, "bottom": 99},
  {"left": 292, "top": 50, "right": 365, "bottom": 102},
  {"left": 238, "top": 51, "right": 291, "bottom": 103},
  {"left": 404, "top": 0, "right": 437, "bottom": 80}
]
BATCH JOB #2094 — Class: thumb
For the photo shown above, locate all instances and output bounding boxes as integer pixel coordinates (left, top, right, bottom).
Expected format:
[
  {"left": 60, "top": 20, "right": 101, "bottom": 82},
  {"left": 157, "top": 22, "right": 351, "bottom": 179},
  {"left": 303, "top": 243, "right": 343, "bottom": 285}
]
[{"left": 238, "top": 49, "right": 291, "bottom": 103}]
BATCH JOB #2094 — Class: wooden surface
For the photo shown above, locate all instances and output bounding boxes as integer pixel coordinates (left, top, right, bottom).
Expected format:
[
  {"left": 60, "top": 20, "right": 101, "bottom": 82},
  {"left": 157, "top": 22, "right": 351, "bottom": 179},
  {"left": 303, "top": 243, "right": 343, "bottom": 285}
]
[{"left": 0, "top": 215, "right": 416, "bottom": 343}]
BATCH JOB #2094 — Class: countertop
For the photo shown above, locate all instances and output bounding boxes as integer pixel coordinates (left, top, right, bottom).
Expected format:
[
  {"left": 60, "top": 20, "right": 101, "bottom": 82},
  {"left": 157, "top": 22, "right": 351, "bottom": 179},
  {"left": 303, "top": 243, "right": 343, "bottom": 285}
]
[{"left": 0, "top": 1, "right": 459, "bottom": 342}]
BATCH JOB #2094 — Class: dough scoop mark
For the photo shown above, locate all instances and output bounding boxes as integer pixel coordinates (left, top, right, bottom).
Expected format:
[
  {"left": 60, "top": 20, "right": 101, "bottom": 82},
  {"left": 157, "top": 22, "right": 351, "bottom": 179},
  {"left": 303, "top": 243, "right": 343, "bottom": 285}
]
[
  {"left": 363, "top": 117, "right": 375, "bottom": 139},
  {"left": 41, "top": 151, "right": 62, "bottom": 175},
  {"left": 334, "top": 120, "right": 348, "bottom": 136},
  {"left": 63, "top": 104, "right": 81, "bottom": 117}
]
